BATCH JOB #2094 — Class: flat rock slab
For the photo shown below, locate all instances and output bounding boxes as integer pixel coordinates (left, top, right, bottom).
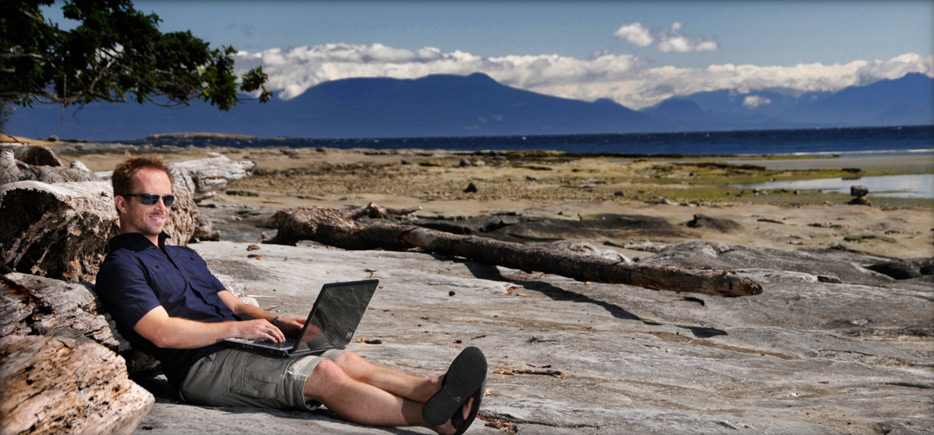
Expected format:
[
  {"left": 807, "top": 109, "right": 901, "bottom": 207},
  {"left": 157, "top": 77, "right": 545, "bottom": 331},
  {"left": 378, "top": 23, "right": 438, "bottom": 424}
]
[{"left": 136, "top": 240, "right": 934, "bottom": 434}]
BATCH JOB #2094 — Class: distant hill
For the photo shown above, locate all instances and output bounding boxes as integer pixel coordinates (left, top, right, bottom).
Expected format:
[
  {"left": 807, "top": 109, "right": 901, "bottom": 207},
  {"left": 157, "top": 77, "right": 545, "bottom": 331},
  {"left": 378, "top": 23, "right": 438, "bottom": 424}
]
[
  {"left": 5, "top": 72, "right": 932, "bottom": 141},
  {"left": 645, "top": 73, "right": 934, "bottom": 130}
]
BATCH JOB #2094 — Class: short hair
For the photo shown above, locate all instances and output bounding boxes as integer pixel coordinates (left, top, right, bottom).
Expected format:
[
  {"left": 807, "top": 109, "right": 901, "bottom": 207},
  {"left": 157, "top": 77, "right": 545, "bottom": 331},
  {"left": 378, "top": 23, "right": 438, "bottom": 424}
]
[{"left": 111, "top": 154, "right": 174, "bottom": 196}]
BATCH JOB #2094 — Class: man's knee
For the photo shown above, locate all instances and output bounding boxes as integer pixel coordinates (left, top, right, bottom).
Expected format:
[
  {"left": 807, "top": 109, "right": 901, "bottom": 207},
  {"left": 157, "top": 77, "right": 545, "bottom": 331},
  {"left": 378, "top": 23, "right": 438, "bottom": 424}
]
[
  {"left": 311, "top": 359, "right": 347, "bottom": 383},
  {"left": 335, "top": 351, "right": 364, "bottom": 367},
  {"left": 304, "top": 359, "right": 349, "bottom": 400}
]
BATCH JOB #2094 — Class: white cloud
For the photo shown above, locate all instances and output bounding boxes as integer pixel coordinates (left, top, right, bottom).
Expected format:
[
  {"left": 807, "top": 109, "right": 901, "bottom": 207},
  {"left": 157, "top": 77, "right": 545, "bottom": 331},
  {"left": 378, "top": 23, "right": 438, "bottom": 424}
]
[
  {"left": 614, "top": 21, "right": 718, "bottom": 53},
  {"left": 743, "top": 95, "right": 772, "bottom": 108},
  {"left": 613, "top": 23, "right": 654, "bottom": 47},
  {"left": 235, "top": 44, "right": 934, "bottom": 110}
]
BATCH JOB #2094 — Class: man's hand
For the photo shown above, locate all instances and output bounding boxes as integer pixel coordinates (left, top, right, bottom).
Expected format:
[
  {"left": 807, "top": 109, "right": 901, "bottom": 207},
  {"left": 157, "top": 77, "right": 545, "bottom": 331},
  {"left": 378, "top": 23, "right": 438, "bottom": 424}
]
[
  {"left": 234, "top": 318, "right": 287, "bottom": 343},
  {"left": 275, "top": 317, "right": 306, "bottom": 336}
]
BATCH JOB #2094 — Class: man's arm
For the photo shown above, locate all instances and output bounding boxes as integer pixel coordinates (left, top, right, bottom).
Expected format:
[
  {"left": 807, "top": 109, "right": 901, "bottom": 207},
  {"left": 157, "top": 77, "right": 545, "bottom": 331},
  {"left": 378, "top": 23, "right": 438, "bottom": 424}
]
[
  {"left": 133, "top": 304, "right": 286, "bottom": 349},
  {"left": 216, "top": 290, "right": 305, "bottom": 336}
]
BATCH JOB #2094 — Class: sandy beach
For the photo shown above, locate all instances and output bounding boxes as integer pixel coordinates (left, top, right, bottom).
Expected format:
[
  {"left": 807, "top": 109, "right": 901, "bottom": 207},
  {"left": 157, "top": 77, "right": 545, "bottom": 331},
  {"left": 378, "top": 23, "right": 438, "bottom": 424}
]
[{"left": 37, "top": 141, "right": 932, "bottom": 260}]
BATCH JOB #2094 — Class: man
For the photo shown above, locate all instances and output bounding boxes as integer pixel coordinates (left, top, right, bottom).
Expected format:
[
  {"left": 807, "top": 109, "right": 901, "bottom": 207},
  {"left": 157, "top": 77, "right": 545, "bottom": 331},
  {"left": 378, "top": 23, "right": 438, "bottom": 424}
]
[{"left": 94, "top": 155, "right": 486, "bottom": 434}]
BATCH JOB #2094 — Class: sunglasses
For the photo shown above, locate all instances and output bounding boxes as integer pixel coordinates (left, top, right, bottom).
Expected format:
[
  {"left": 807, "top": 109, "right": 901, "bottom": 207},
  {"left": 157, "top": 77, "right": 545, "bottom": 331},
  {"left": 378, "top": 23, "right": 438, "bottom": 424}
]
[{"left": 122, "top": 193, "right": 175, "bottom": 207}]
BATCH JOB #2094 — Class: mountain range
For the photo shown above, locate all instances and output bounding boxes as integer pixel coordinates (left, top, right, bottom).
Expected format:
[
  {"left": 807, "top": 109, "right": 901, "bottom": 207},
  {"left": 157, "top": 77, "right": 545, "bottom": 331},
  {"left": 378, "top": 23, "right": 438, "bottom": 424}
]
[{"left": 5, "top": 72, "right": 933, "bottom": 141}]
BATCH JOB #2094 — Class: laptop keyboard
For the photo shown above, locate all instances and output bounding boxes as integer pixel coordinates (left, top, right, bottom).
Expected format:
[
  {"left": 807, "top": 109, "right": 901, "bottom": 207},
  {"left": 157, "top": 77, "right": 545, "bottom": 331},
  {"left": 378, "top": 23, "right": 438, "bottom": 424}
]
[{"left": 227, "top": 337, "right": 297, "bottom": 349}]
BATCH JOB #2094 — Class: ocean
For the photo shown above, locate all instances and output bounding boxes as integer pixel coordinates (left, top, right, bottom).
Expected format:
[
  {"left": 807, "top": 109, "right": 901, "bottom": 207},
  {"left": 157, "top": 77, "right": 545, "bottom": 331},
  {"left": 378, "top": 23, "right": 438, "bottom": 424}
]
[{"left": 121, "top": 125, "right": 934, "bottom": 157}]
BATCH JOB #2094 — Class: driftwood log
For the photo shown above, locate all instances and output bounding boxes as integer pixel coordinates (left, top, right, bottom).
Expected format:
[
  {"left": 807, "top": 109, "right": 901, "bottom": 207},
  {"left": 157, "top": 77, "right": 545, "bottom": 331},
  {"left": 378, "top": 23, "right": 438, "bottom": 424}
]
[
  {"left": 0, "top": 334, "right": 153, "bottom": 435},
  {"left": 0, "top": 181, "right": 121, "bottom": 281},
  {"left": 1, "top": 273, "right": 118, "bottom": 347},
  {"left": 1, "top": 272, "right": 159, "bottom": 373},
  {"left": 1, "top": 272, "right": 155, "bottom": 433},
  {"left": 270, "top": 204, "right": 763, "bottom": 297},
  {"left": 171, "top": 155, "right": 256, "bottom": 202},
  {"left": 1, "top": 147, "right": 101, "bottom": 185}
]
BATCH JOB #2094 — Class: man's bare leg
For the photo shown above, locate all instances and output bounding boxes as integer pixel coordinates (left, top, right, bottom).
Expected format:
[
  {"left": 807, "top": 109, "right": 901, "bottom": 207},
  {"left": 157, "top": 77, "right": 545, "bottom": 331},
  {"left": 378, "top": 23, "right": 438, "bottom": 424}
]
[
  {"left": 303, "top": 353, "right": 474, "bottom": 434},
  {"left": 332, "top": 351, "right": 442, "bottom": 401}
]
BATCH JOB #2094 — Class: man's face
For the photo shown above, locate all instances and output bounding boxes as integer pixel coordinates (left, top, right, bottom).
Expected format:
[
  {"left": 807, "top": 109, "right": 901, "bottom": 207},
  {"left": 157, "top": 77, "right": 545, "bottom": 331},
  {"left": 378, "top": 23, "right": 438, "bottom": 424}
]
[{"left": 116, "top": 168, "right": 173, "bottom": 245}]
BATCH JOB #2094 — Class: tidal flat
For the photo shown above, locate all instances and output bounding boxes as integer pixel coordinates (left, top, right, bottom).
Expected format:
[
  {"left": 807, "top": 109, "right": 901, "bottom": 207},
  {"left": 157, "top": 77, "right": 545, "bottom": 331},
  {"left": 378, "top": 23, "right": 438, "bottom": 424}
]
[{"left": 59, "top": 145, "right": 934, "bottom": 260}]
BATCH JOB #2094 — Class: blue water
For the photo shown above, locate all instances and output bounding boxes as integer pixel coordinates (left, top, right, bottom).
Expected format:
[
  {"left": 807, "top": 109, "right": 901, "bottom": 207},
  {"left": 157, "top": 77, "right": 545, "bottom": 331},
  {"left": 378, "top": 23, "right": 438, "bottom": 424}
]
[
  {"left": 737, "top": 174, "right": 934, "bottom": 199},
  {"left": 120, "top": 125, "right": 934, "bottom": 157}
]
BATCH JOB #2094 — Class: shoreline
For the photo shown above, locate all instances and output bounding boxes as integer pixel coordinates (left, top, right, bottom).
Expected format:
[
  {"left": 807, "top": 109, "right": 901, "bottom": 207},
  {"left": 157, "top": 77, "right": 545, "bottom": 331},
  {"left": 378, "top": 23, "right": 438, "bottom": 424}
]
[{"left": 4, "top": 133, "right": 933, "bottom": 171}]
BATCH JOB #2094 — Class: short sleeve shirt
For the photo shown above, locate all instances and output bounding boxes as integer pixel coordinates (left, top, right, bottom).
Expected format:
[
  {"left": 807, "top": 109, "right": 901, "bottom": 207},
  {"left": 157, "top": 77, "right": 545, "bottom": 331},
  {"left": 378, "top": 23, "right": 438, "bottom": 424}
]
[{"left": 94, "top": 232, "right": 239, "bottom": 388}]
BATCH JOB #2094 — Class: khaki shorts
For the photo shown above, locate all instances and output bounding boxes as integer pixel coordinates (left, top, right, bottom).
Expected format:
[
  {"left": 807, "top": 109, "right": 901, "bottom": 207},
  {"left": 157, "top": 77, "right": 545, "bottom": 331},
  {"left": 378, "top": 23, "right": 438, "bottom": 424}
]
[{"left": 179, "top": 348, "right": 344, "bottom": 410}]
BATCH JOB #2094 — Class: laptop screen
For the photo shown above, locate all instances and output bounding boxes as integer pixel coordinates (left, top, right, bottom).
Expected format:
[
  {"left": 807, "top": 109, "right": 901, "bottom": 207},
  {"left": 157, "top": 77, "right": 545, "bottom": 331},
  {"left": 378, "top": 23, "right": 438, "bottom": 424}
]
[{"left": 292, "top": 279, "right": 378, "bottom": 353}]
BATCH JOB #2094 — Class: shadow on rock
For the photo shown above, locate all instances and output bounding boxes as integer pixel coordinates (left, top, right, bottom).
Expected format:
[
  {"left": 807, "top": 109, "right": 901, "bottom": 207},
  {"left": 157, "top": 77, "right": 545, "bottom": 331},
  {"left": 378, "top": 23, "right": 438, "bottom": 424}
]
[
  {"left": 413, "top": 213, "right": 692, "bottom": 244},
  {"left": 452, "top": 255, "right": 728, "bottom": 338}
]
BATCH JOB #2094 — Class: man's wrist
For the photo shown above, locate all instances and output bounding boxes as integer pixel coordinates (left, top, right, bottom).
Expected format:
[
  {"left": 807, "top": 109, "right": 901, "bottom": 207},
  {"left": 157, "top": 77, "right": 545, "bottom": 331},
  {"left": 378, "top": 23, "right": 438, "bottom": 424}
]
[{"left": 270, "top": 315, "right": 280, "bottom": 326}]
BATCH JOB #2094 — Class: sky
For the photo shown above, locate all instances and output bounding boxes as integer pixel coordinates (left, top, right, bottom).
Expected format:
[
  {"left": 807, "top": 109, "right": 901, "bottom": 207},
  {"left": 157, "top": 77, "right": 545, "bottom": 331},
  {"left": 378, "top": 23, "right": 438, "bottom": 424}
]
[{"left": 45, "top": 1, "right": 934, "bottom": 109}]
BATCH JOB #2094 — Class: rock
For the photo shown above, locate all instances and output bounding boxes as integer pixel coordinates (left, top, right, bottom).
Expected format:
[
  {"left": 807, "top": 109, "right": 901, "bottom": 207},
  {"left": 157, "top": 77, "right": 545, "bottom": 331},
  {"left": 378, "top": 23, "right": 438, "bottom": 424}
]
[
  {"left": 865, "top": 258, "right": 934, "bottom": 280},
  {"left": 850, "top": 185, "right": 869, "bottom": 197},
  {"left": 463, "top": 182, "right": 478, "bottom": 193},
  {"left": 848, "top": 195, "right": 872, "bottom": 206},
  {"left": 0, "top": 334, "right": 153, "bottom": 434},
  {"left": 642, "top": 241, "right": 893, "bottom": 285},
  {"left": 685, "top": 214, "right": 742, "bottom": 232},
  {"left": 191, "top": 212, "right": 221, "bottom": 242}
]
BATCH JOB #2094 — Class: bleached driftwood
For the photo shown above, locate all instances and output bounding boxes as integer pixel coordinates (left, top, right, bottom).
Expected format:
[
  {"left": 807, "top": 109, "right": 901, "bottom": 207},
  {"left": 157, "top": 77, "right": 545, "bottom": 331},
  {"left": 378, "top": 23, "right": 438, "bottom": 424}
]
[
  {"left": 0, "top": 272, "right": 156, "bottom": 434},
  {"left": 270, "top": 204, "right": 763, "bottom": 297},
  {"left": 171, "top": 155, "right": 256, "bottom": 202},
  {"left": 0, "top": 181, "right": 121, "bottom": 281},
  {"left": 0, "top": 334, "right": 154, "bottom": 435},
  {"left": 1, "top": 273, "right": 118, "bottom": 346},
  {"left": 1, "top": 147, "right": 100, "bottom": 185}
]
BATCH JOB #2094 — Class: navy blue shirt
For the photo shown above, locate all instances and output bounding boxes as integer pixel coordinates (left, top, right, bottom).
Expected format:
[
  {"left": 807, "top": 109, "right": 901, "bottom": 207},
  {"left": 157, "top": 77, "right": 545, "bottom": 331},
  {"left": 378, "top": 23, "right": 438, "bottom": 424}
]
[{"left": 94, "top": 232, "right": 239, "bottom": 388}]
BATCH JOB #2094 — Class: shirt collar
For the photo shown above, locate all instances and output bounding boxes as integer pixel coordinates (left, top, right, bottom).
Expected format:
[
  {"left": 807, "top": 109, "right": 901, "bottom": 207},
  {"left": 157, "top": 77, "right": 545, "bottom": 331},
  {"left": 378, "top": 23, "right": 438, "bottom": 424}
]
[{"left": 108, "top": 232, "right": 173, "bottom": 252}]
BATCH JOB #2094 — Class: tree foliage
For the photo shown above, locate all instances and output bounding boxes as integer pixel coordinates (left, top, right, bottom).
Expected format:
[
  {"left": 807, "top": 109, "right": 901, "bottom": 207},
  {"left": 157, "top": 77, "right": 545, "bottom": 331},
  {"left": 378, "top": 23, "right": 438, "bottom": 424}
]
[{"left": 0, "top": 0, "right": 272, "bottom": 112}]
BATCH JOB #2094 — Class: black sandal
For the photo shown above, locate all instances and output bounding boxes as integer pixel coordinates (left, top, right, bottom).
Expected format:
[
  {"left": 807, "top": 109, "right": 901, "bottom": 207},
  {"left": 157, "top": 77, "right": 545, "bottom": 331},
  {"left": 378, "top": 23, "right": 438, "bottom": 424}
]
[
  {"left": 450, "top": 381, "right": 484, "bottom": 434},
  {"left": 422, "top": 346, "right": 487, "bottom": 428}
]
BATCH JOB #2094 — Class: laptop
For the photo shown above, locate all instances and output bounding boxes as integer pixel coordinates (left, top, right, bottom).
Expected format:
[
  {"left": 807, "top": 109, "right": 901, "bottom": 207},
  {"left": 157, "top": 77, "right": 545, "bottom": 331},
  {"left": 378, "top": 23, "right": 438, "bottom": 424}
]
[{"left": 224, "top": 279, "right": 379, "bottom": 358}]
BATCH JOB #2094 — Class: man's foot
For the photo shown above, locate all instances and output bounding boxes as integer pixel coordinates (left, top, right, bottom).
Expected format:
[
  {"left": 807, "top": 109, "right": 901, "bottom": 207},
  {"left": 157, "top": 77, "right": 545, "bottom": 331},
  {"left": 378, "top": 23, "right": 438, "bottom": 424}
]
[
  {"left": 434, "top": 394, "right": 478, "bottom": 435},
  {"left": 422, "top": 347, "right": 487, "bottom": 427},
  {"left": 449, "top": 386, "right": 483, "bottom": 435}
]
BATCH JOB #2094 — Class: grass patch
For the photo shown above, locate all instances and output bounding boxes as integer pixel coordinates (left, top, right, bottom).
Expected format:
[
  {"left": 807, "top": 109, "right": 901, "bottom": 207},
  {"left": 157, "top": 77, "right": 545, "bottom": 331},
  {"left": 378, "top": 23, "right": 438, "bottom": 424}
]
[
  {"left": 514, "top": 164, "right": 554, "bottom": 171},
  {"left": 502, "top": 150, "right": 566, "bottom": 158}
]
